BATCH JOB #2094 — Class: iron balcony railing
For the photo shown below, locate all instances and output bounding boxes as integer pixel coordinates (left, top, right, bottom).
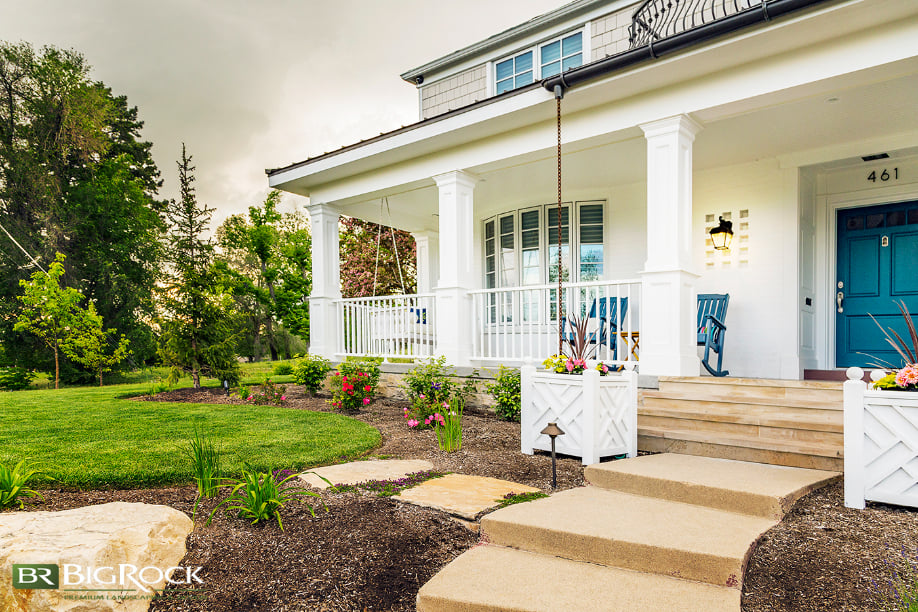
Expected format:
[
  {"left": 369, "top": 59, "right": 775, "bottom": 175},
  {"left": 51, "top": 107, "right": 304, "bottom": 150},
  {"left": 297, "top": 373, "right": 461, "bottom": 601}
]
[{"left": 629, "top": 0, "right": 765, "bottom": 48}]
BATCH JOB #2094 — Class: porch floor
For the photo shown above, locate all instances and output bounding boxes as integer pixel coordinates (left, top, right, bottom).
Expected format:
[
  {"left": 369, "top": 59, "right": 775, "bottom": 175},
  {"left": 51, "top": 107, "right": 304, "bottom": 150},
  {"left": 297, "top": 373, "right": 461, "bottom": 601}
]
[{"left": 638, "top": 376, "right": 844, "bottom": 471}]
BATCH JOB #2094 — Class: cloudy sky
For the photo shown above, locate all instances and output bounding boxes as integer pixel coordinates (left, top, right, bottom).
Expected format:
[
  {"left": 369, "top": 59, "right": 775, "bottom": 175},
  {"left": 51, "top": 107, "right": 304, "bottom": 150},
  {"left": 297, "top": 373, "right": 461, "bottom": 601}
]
[{"left": 1, "top": 0, "right": 562, "bottom": 225}]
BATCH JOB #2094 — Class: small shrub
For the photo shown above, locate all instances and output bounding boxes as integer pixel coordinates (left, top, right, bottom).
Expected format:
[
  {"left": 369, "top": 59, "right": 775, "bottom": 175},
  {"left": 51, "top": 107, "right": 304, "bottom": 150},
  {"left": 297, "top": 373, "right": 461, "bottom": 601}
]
[
  {"left": 187, "top": 428, "right": 221, "bottom": 499},
  {"left": 0, "top": 460, "right": 45, "bottom": 510},
  {"left": 495, "top": 491, "right": 549, "bottom": 509},
  {"left": 334, "top": 470, "right": 447, "bottom": 497},
  {"left": 245, "top": 377, "right": 287, "bottom": 405},
  {"left": 208, "top": 468, "right": 323, "bottom": 530},
  {"left": 402, "top": 356, "right": 477, "bottom": 429},
  {"left": 292, "top": 354, "right": 333, "bottom": 394},
  {"left": 272, "top": 362, "right": 294, "bottom": 376},
  {"left": 328, "top": 360, "right": 380, "bottom": 412},
  {"left": 487, "top": 365, "right": 521, "bottom": 422},
  {"left": 0, "top": 367, "right": 35, "bottom": 391}
]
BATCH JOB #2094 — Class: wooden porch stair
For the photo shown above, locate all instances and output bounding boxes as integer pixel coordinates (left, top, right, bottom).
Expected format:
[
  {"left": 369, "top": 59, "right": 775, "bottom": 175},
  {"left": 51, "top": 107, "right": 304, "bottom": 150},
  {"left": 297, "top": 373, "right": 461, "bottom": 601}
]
[{"left": 638, "top": 377, "right": 844, "bottom": 471}]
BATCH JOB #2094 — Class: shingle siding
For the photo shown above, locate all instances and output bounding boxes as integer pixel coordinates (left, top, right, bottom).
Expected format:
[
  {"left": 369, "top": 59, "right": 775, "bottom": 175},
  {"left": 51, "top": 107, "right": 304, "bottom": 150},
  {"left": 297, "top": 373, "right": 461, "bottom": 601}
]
[
  {"left": 420, "top": 64, "right": 487, "bottom": 119},
  {"left": 591, "top": 6, "right": 633, "bottom": 60}
]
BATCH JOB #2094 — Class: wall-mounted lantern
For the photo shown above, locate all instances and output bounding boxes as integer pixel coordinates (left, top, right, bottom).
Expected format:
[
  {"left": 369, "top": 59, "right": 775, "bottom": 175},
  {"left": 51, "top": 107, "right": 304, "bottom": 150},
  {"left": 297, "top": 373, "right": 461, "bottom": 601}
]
[{"left": 710, "top": 216, "right": 734, "bottom": 251}]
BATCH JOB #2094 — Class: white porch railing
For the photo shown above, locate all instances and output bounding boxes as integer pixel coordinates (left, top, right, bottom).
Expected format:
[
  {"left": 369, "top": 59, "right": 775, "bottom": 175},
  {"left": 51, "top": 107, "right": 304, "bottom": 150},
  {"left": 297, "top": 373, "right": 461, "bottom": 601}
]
[
  {"left": 336, "top": 294, "right": 436, "bottom": 360},
  {"left": 469, "top": 279, "right": 641, "bottom": 364}
]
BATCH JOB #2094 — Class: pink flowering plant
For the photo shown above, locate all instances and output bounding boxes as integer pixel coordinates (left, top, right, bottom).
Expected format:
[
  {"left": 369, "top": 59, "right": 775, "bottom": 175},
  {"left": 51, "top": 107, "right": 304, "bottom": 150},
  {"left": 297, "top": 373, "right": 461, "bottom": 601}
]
[
  {"left": 401, "top": 356, "right": 478, "bottom": 430},
  {"left": 869, "top": 301, "right": 918, "bottom": 392},
  {"left": 328, "top": 359, "right": 381, "bottom": 412},
  {"left": 427, "top": 397, "right": 464, "bottom": 452},
  {"left": 243, "top": 377, "right": 287, "bottom": 405}
]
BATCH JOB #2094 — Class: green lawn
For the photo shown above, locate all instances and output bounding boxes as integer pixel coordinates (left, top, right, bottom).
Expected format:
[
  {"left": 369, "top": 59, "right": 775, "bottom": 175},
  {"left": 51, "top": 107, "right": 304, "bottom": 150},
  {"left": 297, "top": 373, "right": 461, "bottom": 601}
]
[{"left": 0, "top": 383, "right": 381, "bottom": 489}]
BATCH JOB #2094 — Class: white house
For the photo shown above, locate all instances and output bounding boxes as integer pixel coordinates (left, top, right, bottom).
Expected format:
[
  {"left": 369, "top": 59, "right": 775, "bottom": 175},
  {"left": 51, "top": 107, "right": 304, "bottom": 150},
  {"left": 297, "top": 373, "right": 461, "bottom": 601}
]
[{"left": 268, "top": 0, "right": 918, "bottom": 381}]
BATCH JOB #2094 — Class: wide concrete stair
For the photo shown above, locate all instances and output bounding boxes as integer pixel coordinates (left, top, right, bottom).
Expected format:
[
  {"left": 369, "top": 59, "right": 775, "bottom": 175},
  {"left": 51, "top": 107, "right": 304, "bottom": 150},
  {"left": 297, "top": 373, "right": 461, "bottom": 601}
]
[
  {"left": 639, "top": 377, "right": 844, "bottom": 471},
  {"left": 417, "top": 453, "right": 839, "bottom": 611}
]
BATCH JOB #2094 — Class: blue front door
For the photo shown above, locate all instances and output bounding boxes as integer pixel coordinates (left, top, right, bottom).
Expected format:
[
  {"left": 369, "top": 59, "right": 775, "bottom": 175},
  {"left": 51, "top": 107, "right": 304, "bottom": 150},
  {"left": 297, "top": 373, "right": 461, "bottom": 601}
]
[{"left": 836, "top": 201, "right": 918, "bottom": 368}]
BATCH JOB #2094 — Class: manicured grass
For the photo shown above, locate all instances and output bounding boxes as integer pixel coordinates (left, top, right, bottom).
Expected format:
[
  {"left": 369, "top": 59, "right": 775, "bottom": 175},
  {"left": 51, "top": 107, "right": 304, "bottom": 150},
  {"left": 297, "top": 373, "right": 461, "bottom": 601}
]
[{"left": 0, "top": 383, "right": 381, "bottom": 489}]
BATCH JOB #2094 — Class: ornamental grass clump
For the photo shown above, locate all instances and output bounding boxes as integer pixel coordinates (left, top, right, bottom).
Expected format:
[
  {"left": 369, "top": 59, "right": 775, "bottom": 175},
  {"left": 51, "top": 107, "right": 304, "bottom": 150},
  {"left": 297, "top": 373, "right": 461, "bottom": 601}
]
[
  {"left": 187, "top": 428, "right": 221, "bottom": 498},
  {"left": 0, "top": 460, "right": 44, "bottom": 510},
  {"left": 208, "top": 468, "right": 323, "bottom": 530},
  {"left": 328, "top": 359, "right": 380, "bottom": 412},
  {"left": 402, "top": 356, "right": 477, "bottom": 429},
  {"left": 292, "top": 353, "right": 333, "bottom": 395},
  {"left": 428, "top": 397, "right": 464, "bottom": 452},
  {"left": 872, "top": 546, "right": 918, "bottom": 612}
]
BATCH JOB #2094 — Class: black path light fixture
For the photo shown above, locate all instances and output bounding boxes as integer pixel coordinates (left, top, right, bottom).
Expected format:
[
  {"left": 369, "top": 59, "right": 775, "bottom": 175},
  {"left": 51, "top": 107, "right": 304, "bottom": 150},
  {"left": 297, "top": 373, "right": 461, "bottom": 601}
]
[
  {"left": 541, "top": 421, "right": 565, "bottom": 490},
  {"left": 710, "top": 216, "right": 734, "bottom": 251}
]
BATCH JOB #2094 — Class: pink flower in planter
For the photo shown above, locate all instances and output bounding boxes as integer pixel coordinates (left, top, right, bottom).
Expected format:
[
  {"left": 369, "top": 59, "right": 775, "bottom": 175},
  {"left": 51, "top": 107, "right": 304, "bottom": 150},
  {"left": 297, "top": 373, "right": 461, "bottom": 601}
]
[
  {"left": 565, "top": 361, "right": 574, "bottom": 372},
  {"left": 896, "top": 364, "right": 918, "bottom": 387}
]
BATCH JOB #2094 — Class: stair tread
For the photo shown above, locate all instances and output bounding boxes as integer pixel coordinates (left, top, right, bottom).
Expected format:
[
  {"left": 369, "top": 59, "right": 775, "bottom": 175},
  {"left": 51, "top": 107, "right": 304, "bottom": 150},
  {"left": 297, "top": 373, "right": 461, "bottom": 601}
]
[
  {"left": 638, "top": 402, "right": 843, "bottom": 432},
  {"left": 638, "top": 425, "right": 843, "bottom": 456},
  {"left": 417, "top": 545, "right": 739, "bottom": 612},
  {"left": 657, "top": 376, "right": 843, "bottom": 390},
  {"left": 641, "top": 390, "right": 842, "bottom": 411},
  {"left": 585, "top": 454, "right": 839, "bottom": 519},
  {"left": 481, "top": 487, "right": 775, "bottom": 585}
]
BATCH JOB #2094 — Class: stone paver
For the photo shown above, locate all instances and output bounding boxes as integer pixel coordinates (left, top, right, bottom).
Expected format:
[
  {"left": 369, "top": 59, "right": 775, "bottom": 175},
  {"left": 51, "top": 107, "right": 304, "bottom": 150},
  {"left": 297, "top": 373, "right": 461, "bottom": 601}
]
[
  {"left": 395, "top": 473, "right": 541, "bottom": 520},
  {"left": 297, "top": 459, "right": 433, "bottom": 489}
]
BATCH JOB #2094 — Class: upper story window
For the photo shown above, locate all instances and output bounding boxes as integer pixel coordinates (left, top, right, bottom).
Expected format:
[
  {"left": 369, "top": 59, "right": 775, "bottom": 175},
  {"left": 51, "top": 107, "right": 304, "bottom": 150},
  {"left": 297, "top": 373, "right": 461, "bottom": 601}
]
[{"left": 493, "top": 30, "right": 585, "bottom": 95}]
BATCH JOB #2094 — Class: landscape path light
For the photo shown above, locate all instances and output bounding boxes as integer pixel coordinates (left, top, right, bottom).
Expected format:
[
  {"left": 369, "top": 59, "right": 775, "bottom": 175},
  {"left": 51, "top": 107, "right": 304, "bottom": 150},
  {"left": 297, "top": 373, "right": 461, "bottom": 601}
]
[{"left": 540, "top": 421, "right": 565, "bottom": 490}]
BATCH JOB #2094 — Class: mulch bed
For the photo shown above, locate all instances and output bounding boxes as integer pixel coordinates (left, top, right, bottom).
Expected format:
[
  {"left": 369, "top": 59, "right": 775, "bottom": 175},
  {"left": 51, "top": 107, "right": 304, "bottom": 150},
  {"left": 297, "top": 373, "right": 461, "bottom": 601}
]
[{"left": 20, "top": 384, "right": 918, "bottom": 610}]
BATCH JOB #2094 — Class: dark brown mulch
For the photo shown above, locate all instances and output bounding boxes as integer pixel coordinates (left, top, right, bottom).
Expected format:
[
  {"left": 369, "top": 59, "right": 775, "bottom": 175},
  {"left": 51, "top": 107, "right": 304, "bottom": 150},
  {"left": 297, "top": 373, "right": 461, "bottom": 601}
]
[{"left": 27, "top": 384, "right": 918, "bottom": 610}]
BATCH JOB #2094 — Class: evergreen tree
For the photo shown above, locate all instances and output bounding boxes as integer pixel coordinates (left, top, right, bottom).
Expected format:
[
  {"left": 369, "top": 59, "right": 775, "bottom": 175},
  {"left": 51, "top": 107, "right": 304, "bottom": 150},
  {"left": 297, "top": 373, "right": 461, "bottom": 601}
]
[{"left": 158, "top": 145, "right": 239, "bottom": 388}]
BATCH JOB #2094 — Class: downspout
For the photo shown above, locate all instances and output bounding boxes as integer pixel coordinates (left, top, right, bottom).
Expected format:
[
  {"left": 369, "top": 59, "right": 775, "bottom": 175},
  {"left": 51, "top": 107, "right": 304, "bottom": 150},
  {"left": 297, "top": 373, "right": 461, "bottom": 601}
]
[{"left": 542, "top": 0, "right": 837, "bottom": 94}]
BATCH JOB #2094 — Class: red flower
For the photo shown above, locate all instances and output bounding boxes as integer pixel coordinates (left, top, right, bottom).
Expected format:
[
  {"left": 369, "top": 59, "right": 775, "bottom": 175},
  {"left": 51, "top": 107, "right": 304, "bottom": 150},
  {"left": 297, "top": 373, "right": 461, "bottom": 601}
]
[{"left": 364, "top": 385, "right": 371, "bottom": 392}]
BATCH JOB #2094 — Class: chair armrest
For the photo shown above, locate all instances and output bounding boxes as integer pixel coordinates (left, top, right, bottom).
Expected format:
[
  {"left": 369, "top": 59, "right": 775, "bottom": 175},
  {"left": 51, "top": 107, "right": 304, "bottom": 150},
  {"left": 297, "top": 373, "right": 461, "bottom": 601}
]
[{"left": 703, "top": 313, "right": 727, "bottom": 331}]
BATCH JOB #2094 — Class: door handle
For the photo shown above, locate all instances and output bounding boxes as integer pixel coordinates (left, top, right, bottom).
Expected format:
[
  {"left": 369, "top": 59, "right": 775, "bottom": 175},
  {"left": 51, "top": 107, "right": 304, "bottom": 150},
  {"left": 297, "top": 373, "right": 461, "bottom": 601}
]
[{"left": 837, "top": 291, "right": 844, "bottom": 313}]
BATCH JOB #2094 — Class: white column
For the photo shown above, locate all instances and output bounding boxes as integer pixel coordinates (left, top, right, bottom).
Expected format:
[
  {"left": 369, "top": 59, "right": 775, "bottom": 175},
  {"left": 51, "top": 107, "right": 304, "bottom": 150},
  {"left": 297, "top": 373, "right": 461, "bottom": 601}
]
[
  {"left": 639, "top": 115, "right": 702, "bottom": 377},
  {"left": 412, "top": 231, "right": 440, "bottom": 294},
  {"left": 432, "top": 170, "right": 477, "bottom": 366},
  {"left": 307, "top": 203, "right": 341, "bottom": 359}
]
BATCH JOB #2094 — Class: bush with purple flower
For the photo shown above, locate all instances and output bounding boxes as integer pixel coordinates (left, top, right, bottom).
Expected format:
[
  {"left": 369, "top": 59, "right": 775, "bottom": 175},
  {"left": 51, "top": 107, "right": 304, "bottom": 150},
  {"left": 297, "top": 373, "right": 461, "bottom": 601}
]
[{"left": 401, "top": 356, "right": 478, "bottom": 430}]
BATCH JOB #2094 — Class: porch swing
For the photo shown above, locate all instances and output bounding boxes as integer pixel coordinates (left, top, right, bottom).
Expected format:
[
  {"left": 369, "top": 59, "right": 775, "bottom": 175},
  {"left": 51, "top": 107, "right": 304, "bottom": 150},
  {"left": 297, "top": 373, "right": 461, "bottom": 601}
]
[{"left": 363, "top": 198, "right": 434, "bottom": 358}]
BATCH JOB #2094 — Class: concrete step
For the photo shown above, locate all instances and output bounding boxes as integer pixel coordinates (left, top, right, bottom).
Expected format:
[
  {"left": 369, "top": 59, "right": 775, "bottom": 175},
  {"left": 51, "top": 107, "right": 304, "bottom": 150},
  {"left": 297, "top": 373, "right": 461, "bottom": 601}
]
[
  {"left": 584, "top": 454, "right": 840, "bottom": 519},
  {"left": 416, "top": 544, "right": 740, "bottom": 612},
  {"left": 639, "top": 396, "right": 843, "bottom": 432},
  {"left": 480, "top": 486, "right": 775, "bottom": 587}
]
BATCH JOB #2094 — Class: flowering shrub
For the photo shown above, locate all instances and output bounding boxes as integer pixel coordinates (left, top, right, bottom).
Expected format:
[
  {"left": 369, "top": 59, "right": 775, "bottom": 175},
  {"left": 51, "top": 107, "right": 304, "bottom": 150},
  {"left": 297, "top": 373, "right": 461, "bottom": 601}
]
[
  {"left": 292, "top": 353, "right": 333, "bottom": 394},
  {"left": 246, "top": 377, "right": 287, "bottom": 405},
  {"left": 487, "top": 365, "right": 521, "bottom": 422},
  {"left": 328, "top": 359, "right": 380, "bottom": 412},
  {"left": 402, "top": 356, "right": 477, "bottom": 429},
  {"left": 543, "top": 354, "right": 613, "bottom": 376}
]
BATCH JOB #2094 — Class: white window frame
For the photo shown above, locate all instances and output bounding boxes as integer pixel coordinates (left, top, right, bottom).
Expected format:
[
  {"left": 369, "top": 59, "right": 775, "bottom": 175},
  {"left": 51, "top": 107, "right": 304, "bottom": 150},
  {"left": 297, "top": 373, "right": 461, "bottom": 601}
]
[{"left": 491, "top": 25, "right": 590, "bottom": 95}]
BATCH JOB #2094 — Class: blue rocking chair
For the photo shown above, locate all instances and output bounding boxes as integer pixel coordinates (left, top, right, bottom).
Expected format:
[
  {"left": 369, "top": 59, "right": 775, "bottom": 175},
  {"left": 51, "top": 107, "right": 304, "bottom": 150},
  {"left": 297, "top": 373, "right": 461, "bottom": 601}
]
[
  {"left": 697, "top": 293, "right": 729, "bottom": 377},
  {"left": 563, "top": 297, "right": 629, "bottom": 360}
]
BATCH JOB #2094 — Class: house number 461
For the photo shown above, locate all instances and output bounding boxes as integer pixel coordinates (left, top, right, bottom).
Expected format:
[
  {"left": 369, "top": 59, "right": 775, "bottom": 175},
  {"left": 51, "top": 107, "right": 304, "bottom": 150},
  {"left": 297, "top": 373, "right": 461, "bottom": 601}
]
[{"left": 867, "top": 168, "right": 898, "bottom": 183}]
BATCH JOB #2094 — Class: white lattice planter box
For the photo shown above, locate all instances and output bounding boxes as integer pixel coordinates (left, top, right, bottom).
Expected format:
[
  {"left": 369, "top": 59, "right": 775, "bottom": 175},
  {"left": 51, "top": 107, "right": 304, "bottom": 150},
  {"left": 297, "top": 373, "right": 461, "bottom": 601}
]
[
  {"left": 520, "top": 365, "right": 637, "bottom": 466},
  {"left": 844, "top": 369, "right": 918, "bottom": 509}
]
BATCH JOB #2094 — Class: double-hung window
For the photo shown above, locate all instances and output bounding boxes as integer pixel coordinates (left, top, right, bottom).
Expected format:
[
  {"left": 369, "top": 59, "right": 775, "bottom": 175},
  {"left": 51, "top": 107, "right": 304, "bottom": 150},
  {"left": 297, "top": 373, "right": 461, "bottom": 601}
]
[{"left": 493, "top": 29, "right": 585, "bottom": 95}]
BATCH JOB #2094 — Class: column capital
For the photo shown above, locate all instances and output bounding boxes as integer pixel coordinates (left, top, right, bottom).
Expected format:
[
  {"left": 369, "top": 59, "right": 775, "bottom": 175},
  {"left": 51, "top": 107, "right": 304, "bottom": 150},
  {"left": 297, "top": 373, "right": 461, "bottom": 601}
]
[
  {"left": 639, "top": 114, "right": 704, "bottom": 141},
  {"left": 432, "top": 170, "right": 479, "bottom": 190},
  {"left": 305, "top": 202, "right": 341, "bottom": 217}
]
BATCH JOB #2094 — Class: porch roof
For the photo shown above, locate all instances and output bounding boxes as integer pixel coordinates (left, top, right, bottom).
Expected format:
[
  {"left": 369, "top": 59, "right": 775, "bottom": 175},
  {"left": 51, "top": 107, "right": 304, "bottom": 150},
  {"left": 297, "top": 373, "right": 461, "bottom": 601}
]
[{"left": 267, "top": 0, "right": 918, "bottom": 208}]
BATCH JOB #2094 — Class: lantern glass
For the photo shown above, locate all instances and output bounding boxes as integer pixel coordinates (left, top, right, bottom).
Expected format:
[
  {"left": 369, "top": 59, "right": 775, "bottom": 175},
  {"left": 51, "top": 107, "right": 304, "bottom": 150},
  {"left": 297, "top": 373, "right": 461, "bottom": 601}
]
[{"left": 710, "top": 217, "right": 734, "bottom": 251}]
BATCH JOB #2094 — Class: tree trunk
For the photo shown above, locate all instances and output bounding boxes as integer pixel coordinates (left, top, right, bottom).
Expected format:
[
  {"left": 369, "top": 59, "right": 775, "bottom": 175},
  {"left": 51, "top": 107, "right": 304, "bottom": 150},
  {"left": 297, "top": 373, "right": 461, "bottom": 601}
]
[
  {"left": 266, "top": 316, "right": 279, "bottom": 362},
  {"left": 53, "top": 344, "right": 59, "bottom": 390},
  {"left": 98, "top": 370, "right": 103, "bottom": 387}
]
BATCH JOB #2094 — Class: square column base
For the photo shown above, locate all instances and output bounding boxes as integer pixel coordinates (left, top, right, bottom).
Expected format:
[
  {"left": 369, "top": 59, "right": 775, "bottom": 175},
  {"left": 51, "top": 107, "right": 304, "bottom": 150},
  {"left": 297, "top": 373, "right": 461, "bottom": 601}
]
[
  {"left": 434, "top": 286, "right": 473, "bottom": 366},
  {"left": 639, "top": 269, "right": 701, "bottom": 377},
  {"left": 309, "top": 296, "right": 339, "bottom": 360}
]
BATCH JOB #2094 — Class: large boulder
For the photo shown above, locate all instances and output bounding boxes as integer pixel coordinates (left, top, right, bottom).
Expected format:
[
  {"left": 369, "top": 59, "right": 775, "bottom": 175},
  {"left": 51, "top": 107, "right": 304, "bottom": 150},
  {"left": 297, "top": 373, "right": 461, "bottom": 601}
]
[{"left": 0, "top": 502, "right": 193, "bottom": 612}]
